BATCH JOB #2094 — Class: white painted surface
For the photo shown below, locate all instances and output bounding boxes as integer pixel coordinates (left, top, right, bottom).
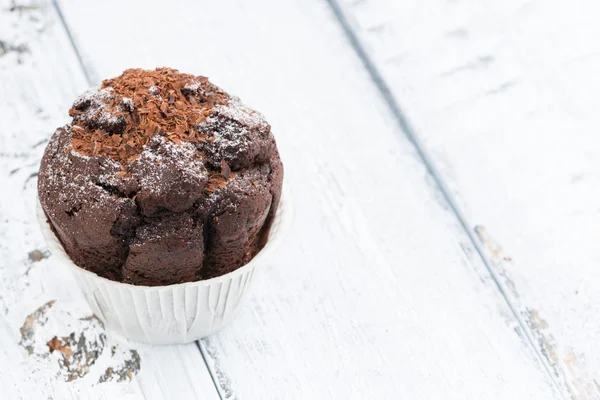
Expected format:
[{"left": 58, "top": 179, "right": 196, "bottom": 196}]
[
  {"left": 50, "top": 0, "right": 568, "bottom": 398},
  {"left": 0, "top": 2, "right": 218, "bottom": 399},
  {"left": 335, "top": 0, "right": 600, "bottom": 398}
]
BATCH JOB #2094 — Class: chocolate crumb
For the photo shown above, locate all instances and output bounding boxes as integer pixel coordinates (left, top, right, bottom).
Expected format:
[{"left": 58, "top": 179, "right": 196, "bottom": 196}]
[
  {"left": 28, "top": 249, "right": 47, "bottom": 262},
  {"left": 47, "top": 336, "right": 73, "bottom": 358},
  {"left": 220, "top": 159, "right": 231, "bottom": 179}
]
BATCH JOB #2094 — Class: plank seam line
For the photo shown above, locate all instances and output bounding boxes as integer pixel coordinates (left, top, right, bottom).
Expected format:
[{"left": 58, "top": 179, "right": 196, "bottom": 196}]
[
  {"left": 324, "top": 0, "right": 568, "bottom": 398},
  {"left": 49, "top": 2, "right": 225, "bottom": 398},
  {"left": 197, "top": 340, "right": 225, "bottom": 400},
  {"left": 50, "top": 0, "right": 94, "bottom": 85}
]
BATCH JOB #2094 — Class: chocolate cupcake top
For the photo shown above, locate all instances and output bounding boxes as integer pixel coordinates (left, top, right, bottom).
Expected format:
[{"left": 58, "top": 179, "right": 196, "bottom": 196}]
[{"left": 38, "top": 68, "right": 283, "bottom": 285}]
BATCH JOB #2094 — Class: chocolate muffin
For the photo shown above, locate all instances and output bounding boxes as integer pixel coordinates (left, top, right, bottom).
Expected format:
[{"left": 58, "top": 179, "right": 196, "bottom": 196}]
[{"left": 38, "top": 68, "right": 283, "bottom": 286}]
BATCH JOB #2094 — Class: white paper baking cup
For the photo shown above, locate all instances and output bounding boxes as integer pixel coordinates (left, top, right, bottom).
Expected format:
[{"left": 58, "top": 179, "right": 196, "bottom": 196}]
[{"left": 36, "top": 185, "right": 292, "bottom": 344}]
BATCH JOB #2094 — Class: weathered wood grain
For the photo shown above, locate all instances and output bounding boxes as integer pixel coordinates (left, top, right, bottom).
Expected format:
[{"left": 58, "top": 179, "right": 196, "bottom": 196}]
[
  {"left": 0, "top": 2, "right": 219, "bottom": 399},
  {"left": 54, "top": 0, "right": 567, "bottom": 398},
  {"left": 333, "top": 0, "right": 600, "bottom": 398}
]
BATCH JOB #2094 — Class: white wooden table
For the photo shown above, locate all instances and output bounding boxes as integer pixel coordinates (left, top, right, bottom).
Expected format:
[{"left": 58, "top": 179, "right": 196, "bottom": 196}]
[{"left": 1, "top": 0, "right": 599, "bottom": 398}]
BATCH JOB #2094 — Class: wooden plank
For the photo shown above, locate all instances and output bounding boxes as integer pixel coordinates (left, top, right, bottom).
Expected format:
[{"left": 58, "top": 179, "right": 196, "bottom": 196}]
[
  {"left": 332, "top": 0, "right": 600, "bottom": 398},
  {"left": 53, "top": 0, "right": 569, "bottom": 398},
  {"left": 0, "top": 2, "right": 219, "bottom": 399}
]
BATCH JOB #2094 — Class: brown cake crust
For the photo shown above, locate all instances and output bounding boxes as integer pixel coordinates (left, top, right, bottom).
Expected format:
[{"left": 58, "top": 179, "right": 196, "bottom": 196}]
[{"left": 38, "top": 68, "right": 283, "bottom": 286}]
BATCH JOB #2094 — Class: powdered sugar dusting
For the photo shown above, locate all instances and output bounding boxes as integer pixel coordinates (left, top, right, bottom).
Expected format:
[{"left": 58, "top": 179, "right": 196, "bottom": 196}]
[
  {"left": 184, "top": 80, "right": 230, "bottom": 102},
  {"left": 215, "top": 97, "right": 269, "bottom": 131},
  {"left": 42, "top": 92, "right": 269, "bottom": 217},
  {"left": 122, "top": 97, "right": 134, "bottom": 111},
  {"left": 198, "top": 113, "right": 249, "bottom": 153},
  {"left": 39, "top": 128, "right": 126, "bottom": 219},
  {"left": 196, "top": 97, "right": 270, "bottom": 162},
  {"left": 183, "top": 82, "right": 201, "bottom": 92},
  {"left": 73, "top": 86, "right": 112, "bottom": 104},
  {"left": 148, "top": 85, "right": 160, "bottom": 96},
  {"left": 71, "top": 87, "right": 130, "bottom": 127},
  {"left": 134, "top": 136, "right": 207, "bottom": 197},
  {"left": 73, "top": 87, "right": 117, "bottom": 123},
  {"left": 69, "top": 147, "right": 90, "bottom": 160}
]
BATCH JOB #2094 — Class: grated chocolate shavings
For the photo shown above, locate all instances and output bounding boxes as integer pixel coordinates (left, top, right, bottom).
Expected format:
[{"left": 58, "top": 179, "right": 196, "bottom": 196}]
[{"left": 68, "top": 68, "right": 230, "bottom": 165}]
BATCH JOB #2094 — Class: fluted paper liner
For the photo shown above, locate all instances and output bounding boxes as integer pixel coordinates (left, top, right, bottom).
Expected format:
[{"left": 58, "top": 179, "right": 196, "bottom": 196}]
[{"left": 37, "top": 186, "right": 292, "bottom": 344}]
